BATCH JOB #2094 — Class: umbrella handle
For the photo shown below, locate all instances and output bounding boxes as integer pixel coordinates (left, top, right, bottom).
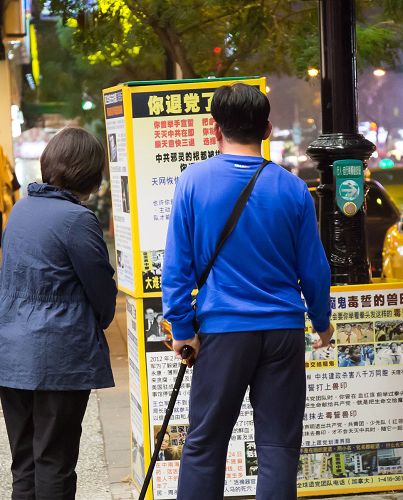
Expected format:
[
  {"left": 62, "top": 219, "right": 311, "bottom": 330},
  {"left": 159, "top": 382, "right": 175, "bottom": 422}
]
[{"left": 181, "top": 344, "right": 195, "bottom": 367}]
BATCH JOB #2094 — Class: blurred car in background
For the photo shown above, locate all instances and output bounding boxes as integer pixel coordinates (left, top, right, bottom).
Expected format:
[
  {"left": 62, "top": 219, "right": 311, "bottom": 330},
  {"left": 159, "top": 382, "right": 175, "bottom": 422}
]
[{"left": 368, "top": 166, "right": 403, "bottom": 212}]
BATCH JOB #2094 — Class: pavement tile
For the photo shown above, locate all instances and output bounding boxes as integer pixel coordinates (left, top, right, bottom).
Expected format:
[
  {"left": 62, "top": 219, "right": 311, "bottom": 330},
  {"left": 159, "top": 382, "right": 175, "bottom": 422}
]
[
  {"left": 105, "top": 449, "right": 131, "bottom": 469},
  {"left": 99, "top": 407, "right": 130, "bottom": 420},
  {"left": 98, "top": 392, "right": 130, "bottom": 409},
  {"left": 103, "top": 435, "right": 131, "bottom": 452},
  {"left": 102, "top": 428, "right": 131, "bottom": 442},
  {"left": 110, "top": 482, "right": 139, "bottom": 500},
  {"left": 107, "top": 466, "right": 134, "bottom": 484}
]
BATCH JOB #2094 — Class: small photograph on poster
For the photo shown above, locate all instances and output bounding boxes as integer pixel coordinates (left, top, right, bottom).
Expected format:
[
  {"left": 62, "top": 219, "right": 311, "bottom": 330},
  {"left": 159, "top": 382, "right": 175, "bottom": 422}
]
[
  {"left": 337, "top": 344, "right": 375, "bottom": 367},
  {"left": 299, "top": 450, "right": 378, "bottom": 480},
  {"left": 377, "top": 448, "right": 403, "bottom": 475},
  {"left": 342, "top": 450, "right": 377, "bottom": 477},
  {"left": 116, "top": 249, "right": 125, "bottom": 269},
  {"left": 126, "top": 297, "right": 136, "bottom": 320},
  {"left": 142, "top": 250, "right": 164, "bottom": 293},
  {"left": 107, "top": 133, "right": 118, "bottom": 162},
  {"left": 143, "top": 298, "right": 173, "bottom": 352},
  {"left": 121, "top": 175, "right": 130, "bottom": 213},
  {"left": 244, "top": 442, "right": 258, "bottom": 476},
  {"left": 375, "top": 321, "right": 403, "bottom": 342},
  {"left": 298, "top": 453, "right": 333, "bottom": 480},
  {"left": 336, "top": 322, "right": 375, "bottom": 344},
  {"left": 116, "top": 246, "right": 132, "bottom": 269},
  {"left": 153, "top": 424, "right": 188, "bottom": 462},
  {"left": 305, "top": 334, "right": 336, "bottom": 361},
  {"left": 375, "top": 342, "right": 403, "bottom": 366}
]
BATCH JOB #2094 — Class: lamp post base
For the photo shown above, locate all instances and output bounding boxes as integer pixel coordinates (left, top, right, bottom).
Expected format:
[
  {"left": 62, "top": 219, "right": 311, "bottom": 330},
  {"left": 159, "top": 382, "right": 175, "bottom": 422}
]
[{"left": 307, "top": 133, "right": 376, "bottom": 286}]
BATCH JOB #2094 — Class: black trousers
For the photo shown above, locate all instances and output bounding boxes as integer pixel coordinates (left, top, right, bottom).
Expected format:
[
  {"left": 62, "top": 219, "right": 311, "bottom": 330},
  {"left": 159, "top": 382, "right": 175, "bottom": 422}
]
[
  {"left": 0, "top": 387, "right": 90, "bottom": 500},
  {"left": 177, "top": 329, "right": 306, "bottom": 500}
]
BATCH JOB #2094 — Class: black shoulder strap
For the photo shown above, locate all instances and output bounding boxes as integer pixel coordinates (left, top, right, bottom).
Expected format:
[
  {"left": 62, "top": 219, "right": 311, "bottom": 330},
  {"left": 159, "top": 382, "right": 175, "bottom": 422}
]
[{"left": 196, "top": 159, "right": 270, "bottom": 290}]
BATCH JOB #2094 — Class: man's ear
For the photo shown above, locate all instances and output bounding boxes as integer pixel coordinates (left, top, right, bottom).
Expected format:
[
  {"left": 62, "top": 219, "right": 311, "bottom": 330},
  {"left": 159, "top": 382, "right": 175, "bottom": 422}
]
[
  {"left": 213, "top": 121, "right": 223, "bottom": 142},
  {"left": 263, "top": 121, "right": 272, "bottom": 140}
]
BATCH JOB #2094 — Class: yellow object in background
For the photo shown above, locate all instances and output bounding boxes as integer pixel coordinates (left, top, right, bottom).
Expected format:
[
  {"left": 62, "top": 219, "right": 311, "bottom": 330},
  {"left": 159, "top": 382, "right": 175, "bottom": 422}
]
[
  {"left": 382, "top": 220, "right": 403, "bottom": 279},
  {"left": 0, "top": 145, "right": 19, "bottom": 230}
]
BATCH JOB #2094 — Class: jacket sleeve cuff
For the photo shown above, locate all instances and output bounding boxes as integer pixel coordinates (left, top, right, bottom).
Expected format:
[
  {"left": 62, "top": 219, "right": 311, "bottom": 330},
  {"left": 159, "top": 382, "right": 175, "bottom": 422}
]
[{"left": 171, "top": 320, "right": 196, "bottom": 341}]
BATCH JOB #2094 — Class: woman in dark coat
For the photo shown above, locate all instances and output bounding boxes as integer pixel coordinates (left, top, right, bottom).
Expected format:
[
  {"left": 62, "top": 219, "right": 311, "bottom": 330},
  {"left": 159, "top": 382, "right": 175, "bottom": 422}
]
[{"left": 0, "top": 127, "right": 117, "bottom": 500}]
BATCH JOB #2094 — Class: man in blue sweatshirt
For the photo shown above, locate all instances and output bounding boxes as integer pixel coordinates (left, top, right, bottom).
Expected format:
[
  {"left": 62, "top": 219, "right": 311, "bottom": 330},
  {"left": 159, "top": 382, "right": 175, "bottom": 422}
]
[{"left": 162, "top": 83, "right": 333, "bottom": 499}]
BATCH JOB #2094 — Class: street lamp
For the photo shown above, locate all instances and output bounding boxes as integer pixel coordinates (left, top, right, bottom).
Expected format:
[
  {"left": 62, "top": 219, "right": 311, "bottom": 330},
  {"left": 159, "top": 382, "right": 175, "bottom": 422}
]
[
  {"left": 307, "top": 67, "right": 319, "bottom": 78},
  {"left": 373, "top": 68, "right": 386, "bottom": 77},
  {"left": 372, "top": 69, "right": 387, "bottom": 150}
]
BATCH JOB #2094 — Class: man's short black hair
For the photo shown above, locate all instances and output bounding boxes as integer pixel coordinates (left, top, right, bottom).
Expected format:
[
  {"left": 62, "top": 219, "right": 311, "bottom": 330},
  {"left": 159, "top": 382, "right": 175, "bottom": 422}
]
[
  {"left": 211, "top": 83, "right": 270, "bottom": 145},
  {"left": 41, "top": 127, "right": 105, "bottom": 194}
]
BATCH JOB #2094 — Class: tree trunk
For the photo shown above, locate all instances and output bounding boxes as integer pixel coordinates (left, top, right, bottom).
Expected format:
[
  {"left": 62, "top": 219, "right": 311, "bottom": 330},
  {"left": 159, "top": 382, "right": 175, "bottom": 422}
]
[{"left": 148, "top": 19, "right": 199, "bottom": 78}]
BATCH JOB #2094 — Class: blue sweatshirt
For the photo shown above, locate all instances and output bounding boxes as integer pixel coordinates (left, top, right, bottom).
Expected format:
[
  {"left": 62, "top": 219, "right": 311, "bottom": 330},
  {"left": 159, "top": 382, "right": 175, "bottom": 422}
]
[{"left": 162, "top": 154, "right": 331, "bottom": 340}]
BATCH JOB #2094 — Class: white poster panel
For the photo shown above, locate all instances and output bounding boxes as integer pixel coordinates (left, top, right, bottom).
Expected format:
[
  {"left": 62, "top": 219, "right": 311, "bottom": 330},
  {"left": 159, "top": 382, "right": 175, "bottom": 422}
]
[
  {"left": 126, "top": 296, "right": 145, "bottom": 487},
  {"left": 104, "top": 89, "right": 134, "bottom": 292}
]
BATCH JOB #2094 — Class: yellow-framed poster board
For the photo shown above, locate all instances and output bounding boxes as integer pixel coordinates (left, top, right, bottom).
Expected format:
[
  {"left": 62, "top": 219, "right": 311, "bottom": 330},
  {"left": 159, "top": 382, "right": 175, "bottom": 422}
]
[
  {"left": 103, "top": 77, "right": 269, "bottom": 298},
  {"left": 125, "top": 285, "right": 403, "bottom": 499}
]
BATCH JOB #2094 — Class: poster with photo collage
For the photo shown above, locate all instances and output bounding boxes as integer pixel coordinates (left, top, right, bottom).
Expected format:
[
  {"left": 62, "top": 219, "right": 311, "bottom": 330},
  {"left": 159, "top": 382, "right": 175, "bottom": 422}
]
[{"left": 128, "top": 286, "right": 403, "bottom": 499}]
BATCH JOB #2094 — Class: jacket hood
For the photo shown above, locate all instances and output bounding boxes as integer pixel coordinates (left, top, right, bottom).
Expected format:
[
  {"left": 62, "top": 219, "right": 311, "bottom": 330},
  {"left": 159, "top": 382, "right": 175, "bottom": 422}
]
[{"left": 28, "top": 183, "right": 81, "bottom": 204}]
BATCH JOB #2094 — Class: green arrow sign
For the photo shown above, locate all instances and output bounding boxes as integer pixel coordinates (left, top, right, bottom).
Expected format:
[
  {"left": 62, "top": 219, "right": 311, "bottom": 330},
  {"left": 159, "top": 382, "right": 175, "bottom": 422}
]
[{"left": 333, "top": 159, "right": 364, "bottom": 217}]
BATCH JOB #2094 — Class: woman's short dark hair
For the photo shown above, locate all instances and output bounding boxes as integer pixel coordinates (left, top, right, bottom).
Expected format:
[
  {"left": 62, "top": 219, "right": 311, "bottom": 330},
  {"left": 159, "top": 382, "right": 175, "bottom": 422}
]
[
  {"left": 211, "top": 83, "right": 270, "bottom": 145},
  {"left": 40, "top": 127, "right": 105, "bottom": 194}
]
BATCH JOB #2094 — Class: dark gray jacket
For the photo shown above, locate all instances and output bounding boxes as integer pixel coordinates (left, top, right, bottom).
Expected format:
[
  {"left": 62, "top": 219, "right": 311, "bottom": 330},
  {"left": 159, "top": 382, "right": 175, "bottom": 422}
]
[{"left": 0, "top": 183, "right": 117, "bottom": 390}]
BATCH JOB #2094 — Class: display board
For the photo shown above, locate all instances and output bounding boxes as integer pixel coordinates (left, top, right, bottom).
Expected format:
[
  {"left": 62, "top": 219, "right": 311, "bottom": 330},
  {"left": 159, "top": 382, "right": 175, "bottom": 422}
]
[
  {"left": 301, "top": 283, "right": 403, "bottom": 495},
  {"left": 103, "top": 77, "right": 269, "bottom": 298},
  {"left": 125, "top": 284, "right": 403, "bottom": 499},
  {"left": 104, "top": 79, "right": 402, "bottom": 499}
]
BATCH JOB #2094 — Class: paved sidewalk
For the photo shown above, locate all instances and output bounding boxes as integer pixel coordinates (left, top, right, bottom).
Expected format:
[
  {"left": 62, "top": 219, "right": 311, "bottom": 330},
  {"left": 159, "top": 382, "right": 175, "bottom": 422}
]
[{"left": 100, "top": 294, "right": 139, "bottom": 499}]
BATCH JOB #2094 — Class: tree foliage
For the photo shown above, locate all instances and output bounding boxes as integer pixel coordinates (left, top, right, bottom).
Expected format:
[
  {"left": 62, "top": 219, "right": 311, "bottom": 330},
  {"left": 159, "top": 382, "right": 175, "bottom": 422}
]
[
  {"left": 45, "top": 0, "right": 402, "bottom": 80},
  {"left": 31, "top": 0, "right": 401, "bottom": 127},
  {"left": 25, "top": 13, "right": 166, "bottom": 129}
]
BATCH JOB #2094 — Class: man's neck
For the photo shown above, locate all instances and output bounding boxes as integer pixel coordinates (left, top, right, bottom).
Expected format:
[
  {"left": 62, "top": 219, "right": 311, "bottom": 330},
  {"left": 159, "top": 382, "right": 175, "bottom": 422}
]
[{"left": 219, "top": 141, "right": 262, "bottom": 157}]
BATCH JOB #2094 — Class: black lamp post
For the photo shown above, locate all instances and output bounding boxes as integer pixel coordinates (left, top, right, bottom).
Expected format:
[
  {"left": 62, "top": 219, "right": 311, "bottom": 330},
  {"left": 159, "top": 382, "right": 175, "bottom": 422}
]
[{"left": 307, "top": 0, "right": 375, "bottom": 285}]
